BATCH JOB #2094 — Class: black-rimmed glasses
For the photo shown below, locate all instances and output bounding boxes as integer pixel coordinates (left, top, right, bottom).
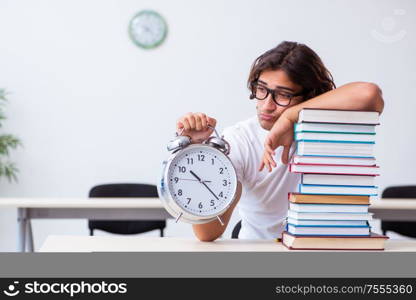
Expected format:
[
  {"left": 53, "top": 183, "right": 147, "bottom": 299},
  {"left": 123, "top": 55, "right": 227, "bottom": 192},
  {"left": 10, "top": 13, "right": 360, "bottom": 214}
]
[{"left": 250, "top": 82, "right": 303, "bottom": 107}]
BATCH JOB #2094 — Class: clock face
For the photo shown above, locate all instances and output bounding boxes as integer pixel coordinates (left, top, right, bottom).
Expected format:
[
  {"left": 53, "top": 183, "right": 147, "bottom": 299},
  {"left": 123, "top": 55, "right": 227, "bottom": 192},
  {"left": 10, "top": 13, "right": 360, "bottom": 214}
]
[
  {"left": 128, "top": 10, "right": 167, "bottom": 49},
  {"left": 166, "top": 145, "right": 237, "bottom": 217}
]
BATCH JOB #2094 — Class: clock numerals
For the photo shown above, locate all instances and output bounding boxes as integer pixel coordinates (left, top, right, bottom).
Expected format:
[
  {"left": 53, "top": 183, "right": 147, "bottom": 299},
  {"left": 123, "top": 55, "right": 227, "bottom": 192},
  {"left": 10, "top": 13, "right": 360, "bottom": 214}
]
[
  {"left": 197, "top": 154, "right": 205, "bottom": 162},
  {"left": 168, "top": 148, "right": 236, "bottom": 215}
]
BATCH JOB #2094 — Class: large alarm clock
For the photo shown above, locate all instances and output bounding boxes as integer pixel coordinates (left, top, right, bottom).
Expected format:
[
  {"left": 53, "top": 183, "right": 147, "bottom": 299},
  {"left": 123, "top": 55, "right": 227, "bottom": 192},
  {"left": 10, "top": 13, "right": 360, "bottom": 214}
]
[{"left": 158, "top": 127, "right": 238, "bottom": 225}]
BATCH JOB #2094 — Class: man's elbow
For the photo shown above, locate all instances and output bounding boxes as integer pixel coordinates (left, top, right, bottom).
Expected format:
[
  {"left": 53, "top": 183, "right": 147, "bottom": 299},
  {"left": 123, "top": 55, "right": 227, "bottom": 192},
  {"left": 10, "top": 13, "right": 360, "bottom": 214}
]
[
  {"left": 192, "top": 225, "right": 221, "bottom": 242},
  {"left": 358, "top": 82, "right": 384, "bottom": 114},
  {"left": 194, "top": 232, "right": 219, "bottom": 242}
]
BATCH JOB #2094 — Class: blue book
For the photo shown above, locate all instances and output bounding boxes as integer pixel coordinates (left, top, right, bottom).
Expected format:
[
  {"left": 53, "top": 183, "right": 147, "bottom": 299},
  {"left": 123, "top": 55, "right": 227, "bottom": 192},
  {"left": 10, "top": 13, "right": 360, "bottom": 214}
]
[
  {"left": 295, "top": 132, "right": 376, "bottom": 143},
  {"left": 287, "top": 218, "right": 369, "bottom": 227},
  {"left": 289, "top": 202, "right": 369, "bottom": 213},
  {"left": 287, "top": 223, "right": 371, "bottom": 236},
  {"left": 294, "top": 122, "right": 376, "bottom": 134},
  {"left": 298, "top": 184, "right": 378, "bottom": 196}
]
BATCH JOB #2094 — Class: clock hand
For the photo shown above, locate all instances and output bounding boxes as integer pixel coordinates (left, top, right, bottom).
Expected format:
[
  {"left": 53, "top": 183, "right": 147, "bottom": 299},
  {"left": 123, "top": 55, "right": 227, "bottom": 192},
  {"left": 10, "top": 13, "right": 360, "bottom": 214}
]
[
  {"left": 178, "top": 178, "right": 212, "bottom": 183},
  {"left": 189, "top": 170, "right": 202, "bottom": 181},
  {"left": 189, "top": 170, "right": 219, "bottom": 201}
]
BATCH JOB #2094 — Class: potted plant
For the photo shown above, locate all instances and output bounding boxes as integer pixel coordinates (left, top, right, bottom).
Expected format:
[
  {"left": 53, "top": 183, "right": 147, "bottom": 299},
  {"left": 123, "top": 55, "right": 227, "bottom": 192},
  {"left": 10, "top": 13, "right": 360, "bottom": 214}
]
[{"left": 0, "top": 88, "right": 21, "bottom": 182}]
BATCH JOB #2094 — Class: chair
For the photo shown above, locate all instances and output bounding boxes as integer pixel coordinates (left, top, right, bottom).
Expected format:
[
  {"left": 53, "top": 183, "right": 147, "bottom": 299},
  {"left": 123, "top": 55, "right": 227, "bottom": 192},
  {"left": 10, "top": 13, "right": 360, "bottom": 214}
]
[
  {"left": 381, "top": 185, "right": 416, "bottom": 238},
  {"left": 231, "top": 220, "right": 242, "bottom": 239},
  {"left": 88, "top": 183, "right": 166, "bottom": 237}
]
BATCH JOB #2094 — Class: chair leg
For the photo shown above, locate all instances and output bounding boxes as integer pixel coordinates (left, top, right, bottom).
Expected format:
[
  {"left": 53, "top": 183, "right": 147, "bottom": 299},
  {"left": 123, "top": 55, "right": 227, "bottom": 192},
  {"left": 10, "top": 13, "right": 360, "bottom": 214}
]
[
  {"left": 89, "top": 229, "right": 94, "bottom": 236},
  {"left": 382, "top": 230, "right": 387, "bottom": 236},
  {"left": 160, "top": 229, "right": 164, "bottom": 237}
]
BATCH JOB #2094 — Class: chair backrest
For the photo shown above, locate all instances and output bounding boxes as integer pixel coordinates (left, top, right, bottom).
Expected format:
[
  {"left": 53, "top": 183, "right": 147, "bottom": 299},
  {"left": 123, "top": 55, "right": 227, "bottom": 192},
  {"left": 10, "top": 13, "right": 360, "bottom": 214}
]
[
  {"left": 231, "top": 220, "right": 242, "bottom": 239},
  {"left": 382, "top": 186, "right": 416, "bottom": 198},
  {"left": 89, "top": 183, "right": 158, "bottom": 198}
]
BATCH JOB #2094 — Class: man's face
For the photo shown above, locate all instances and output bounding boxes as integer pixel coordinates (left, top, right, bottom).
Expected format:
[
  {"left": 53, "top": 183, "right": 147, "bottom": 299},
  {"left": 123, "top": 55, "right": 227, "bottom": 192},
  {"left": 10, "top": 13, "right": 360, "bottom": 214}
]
[{"left": 255, "top": 69, "right": 303, "bottom": 130}]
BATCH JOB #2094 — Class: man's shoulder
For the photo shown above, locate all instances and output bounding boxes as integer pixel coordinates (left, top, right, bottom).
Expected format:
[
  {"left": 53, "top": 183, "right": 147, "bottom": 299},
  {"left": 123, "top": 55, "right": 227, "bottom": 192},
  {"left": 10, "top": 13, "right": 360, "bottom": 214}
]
[{"left": 222, "top": 115, "right": 259, "bottom": 137}]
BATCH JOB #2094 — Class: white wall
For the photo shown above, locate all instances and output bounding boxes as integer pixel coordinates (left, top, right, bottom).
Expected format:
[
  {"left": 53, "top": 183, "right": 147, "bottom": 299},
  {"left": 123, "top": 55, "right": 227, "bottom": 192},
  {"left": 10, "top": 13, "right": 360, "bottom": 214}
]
[{"left": 0, "top": 0, "right": 415, "bottom": 251}]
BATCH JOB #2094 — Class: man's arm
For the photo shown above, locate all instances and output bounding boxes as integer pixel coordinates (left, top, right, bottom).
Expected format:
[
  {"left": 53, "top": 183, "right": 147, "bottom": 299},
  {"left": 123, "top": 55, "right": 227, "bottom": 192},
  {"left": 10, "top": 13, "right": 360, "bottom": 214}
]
[
  {"left": 260, "top": 82, "right": 384, "bottom": 171},
  {"left": 285, "top": 81, "right": 384, "bottom": 122},
  {"left": 192, "top": 182, "right": 242, "bottom": 242}
]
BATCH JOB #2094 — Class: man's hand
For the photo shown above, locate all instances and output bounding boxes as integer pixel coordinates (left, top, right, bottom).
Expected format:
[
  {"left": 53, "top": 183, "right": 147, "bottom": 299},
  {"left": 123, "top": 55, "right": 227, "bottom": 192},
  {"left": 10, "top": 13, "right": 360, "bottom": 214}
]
[
  {"left": 259, "top": 112, "right": 294, "bottom": 172},
  {"left": 177, "top": 112, "right": 217, "bottom": 144}
]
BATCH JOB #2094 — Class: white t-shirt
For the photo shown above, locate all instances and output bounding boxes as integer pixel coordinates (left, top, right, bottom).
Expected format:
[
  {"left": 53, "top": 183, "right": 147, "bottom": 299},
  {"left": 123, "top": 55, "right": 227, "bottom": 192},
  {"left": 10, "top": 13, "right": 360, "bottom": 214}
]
[{"left": 222, "top": 116, "right": 301, "bottom": 239}]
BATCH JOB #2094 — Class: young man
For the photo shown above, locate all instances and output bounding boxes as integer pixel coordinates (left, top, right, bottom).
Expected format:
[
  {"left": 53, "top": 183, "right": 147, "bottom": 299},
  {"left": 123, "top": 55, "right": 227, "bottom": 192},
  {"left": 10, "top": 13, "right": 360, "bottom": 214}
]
[{"left": 176, "top": 41, "right": 384, "bottom": 241}]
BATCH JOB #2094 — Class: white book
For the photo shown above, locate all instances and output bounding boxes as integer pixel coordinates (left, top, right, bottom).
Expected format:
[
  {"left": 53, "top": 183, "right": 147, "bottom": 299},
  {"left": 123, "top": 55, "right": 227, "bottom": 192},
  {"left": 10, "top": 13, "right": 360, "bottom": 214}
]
[
  {"left": 297, "top": 141, "right": 375, "bottom": 157},
  {"left": 287, "top": 210, "right": 374, "bottom": 221},
  {"left": 288, "top": 224, "right": 370, "bottom": 236},
  {"left": 287, "top": 217, "right": 368, "bottom": 226},
  {"left": 295, "top": 132, "right": 375, "bottom": 143},
  {"left": 298, "top": 184, "right": 378, "bottom": 196},
  {"left": 299, "top": 108, "right": 380, "bottom": 125},
  {"left": 301, "top": 174, "right": 376, "bottom": 186},
  {"left": 289, "top": 202, "right": 369, "bottom": 213},
  {"left": 294, "top": 122, "right": 376, "bottom": 134},
  {"left": 293, "top": 155, "right": 376, "bottom": 166},
  {"left": 290, "top": 164, "right": 380, "bottom": 175}
]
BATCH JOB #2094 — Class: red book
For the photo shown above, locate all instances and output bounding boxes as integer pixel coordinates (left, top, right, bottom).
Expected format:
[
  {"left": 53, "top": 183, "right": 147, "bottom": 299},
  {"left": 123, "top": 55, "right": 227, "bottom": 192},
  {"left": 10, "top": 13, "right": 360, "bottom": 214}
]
[
  {"left": 281, "top": 231, "right": 388, "bottom": 250},
  {"left": 289, "top": 163, "right": 380, "bottom": 176}
]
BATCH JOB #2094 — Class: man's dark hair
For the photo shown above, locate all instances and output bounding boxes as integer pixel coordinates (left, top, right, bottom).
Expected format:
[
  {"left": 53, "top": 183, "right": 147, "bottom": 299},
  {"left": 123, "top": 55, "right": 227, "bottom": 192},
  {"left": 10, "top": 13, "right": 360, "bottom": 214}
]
[{"left": 248, "top": 41, "right": 336, "bottom": 100}]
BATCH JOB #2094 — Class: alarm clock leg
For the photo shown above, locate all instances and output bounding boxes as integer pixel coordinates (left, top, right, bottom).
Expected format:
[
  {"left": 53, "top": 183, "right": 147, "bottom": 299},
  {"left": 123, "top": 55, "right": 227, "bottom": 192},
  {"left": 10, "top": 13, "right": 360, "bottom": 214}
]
[{"left": 175, "top": 212, "right": 183, "bottom": 223}]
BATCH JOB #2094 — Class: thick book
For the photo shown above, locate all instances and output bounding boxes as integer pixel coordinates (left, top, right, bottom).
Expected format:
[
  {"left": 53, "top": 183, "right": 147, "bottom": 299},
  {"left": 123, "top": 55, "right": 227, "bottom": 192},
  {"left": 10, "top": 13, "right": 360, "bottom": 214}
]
[
  {"left": 297, "top": 184, "right": 378, "bottom": 196},
  {"left": 287, "top": 224, "right": 370, "bottom": 236},
  {"left": 290, "top": 163, "right": 380, "bottom": 175},
  {"left": 281, "top": 231, "right": 388, "bottom": 250},
  {"left": 298, "top": 108, "right": 380, "bottom": 125},
  {"left": 295, "top": 132, "right": 376, "bottom": 143},
  {"left": 301, "top": 173, "right": 376, "bottom": 186},
  {"left": 287, "top": 210, "right": 373, "bottom": 221},
  {"left": 289, "top": 193, "right": 370, "bottom": 205},
  {"left": 297, "top": 141, "right": 375, "bottom": 157},
  {"left": 293, "top": 155, "right": 376, "bottom": 166},
  {"left": 287, "top": 217, "right": 369, "bottom": 227},
  {"left": 294, "top": 122, "right": 376, "bottom": 134},
  {"left": 289, "top": 202, "right": 369, "bottom": 213}
]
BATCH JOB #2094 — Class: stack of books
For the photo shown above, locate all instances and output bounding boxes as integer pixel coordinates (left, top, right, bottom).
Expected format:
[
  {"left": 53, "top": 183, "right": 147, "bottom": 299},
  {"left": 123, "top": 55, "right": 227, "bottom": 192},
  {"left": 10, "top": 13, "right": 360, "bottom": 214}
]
[{"left": 282, "top": 108, "right": 388, "bottom": 250}]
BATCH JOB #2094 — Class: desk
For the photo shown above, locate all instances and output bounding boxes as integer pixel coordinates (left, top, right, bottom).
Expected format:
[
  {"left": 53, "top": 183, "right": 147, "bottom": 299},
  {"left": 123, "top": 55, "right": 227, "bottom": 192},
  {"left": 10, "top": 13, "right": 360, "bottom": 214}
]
[
  {"left": 40, "top": 236, "right": 416, "bottom": 252},
  {"left": 3, "top": 198, "right": 416, "bottom": 253},
  {"left": 369, "top": 199, "right": 416, "bottom": 221},
  {"left": 0, "top": 198, "right": 171, "bottom": 252}
]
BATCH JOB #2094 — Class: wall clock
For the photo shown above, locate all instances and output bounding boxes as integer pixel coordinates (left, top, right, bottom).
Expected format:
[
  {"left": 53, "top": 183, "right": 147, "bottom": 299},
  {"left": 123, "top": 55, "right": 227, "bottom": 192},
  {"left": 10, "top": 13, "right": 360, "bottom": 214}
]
[{"left": 128, "top": 10, "right": 167, "bottom": 49}]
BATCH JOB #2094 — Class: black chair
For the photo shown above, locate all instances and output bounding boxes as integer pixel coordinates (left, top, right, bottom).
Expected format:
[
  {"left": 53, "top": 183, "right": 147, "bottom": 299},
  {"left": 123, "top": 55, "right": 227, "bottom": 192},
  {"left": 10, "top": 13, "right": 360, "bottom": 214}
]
[
  {"left": 381, "top": 185, "right": 416, "bottom": 238},
  {"left": 231, "top": 220, "right": 242, "bottom": 239},
  {"left": 88, "top": 183, "right": 166, "bottom": 237}
]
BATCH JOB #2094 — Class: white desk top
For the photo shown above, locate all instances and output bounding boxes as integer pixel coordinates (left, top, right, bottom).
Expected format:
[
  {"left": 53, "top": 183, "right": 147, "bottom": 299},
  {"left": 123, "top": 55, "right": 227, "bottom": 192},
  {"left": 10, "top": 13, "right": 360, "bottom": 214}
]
[
  {"left": 369, "top": 199, "right": 416, "bottom": 209},
  {"left": 39, "top": 236, "right": 416, "bottom": 252},
  {"left": 0, "top": 197, "right": 164, "bottom": 208},
  {"left": 1, "top": 198, "right": 415, "bottom": 209}
]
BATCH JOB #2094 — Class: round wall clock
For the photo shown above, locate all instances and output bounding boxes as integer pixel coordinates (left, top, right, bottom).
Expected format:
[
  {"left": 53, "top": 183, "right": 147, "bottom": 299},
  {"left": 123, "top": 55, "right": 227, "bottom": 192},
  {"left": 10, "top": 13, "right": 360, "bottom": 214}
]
[{"left": 128, "top": 10, "right": 168, "bottom": 49}]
